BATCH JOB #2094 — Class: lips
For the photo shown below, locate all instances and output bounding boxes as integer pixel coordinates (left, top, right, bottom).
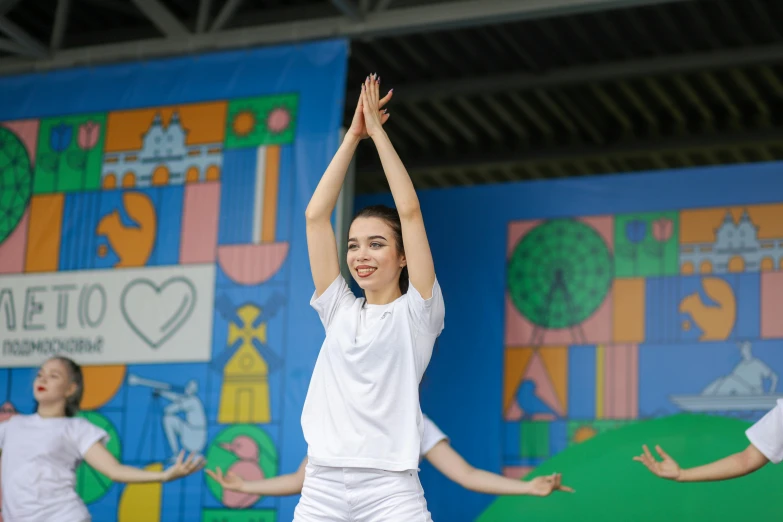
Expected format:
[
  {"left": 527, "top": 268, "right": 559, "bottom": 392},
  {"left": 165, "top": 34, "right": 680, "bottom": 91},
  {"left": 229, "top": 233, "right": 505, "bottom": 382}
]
[
  {"left": 37, "top": 386, "right": 46, "bottom": 392},
  {"left": 355, "top": 266, "right": 377, "bottom": 278}
]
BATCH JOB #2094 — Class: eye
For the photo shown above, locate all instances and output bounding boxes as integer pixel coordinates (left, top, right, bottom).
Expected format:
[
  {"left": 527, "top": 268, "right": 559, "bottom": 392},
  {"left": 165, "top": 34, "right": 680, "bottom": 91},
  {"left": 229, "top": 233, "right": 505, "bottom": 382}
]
[
  {"left": 348, "top": 244, "right": 358, "bottom": 250},
  {"left": 370, "top": 242, "right": 382, "bottom": 248}
]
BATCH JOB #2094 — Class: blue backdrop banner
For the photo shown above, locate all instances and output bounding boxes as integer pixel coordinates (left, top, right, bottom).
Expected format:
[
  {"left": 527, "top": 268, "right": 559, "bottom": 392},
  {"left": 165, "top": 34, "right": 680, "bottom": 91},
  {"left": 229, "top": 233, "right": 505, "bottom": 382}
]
[{"left": 0, "top": 39, "right": 348, "bottom": 522}]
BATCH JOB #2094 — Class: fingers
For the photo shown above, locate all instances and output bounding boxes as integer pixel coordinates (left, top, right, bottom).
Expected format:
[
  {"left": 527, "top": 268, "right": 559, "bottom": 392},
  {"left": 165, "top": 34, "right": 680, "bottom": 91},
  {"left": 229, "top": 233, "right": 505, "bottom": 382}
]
[
  {"left": 378, "top": 88, "right": 394, "bottom": 108},
  {"left": 361, "top": 81, "right": 371, "bottom": 114},
  {"left": 371, "top": 73, "right": 380, "bottom": 106},
  {"left": 655, "top": 445, "right": 672, "bottom": 461},
  {"left": 642, "top": 444, "right": 655, "bottom": 462},
  {"left": 362, "top": 73, "right": 381, "bottom": 108},
  {"left": 559, "top": 485, "right": 575, "bottom": 493},
  {"left": 205, "top": 469, "right": 219, "bottom": 482}
]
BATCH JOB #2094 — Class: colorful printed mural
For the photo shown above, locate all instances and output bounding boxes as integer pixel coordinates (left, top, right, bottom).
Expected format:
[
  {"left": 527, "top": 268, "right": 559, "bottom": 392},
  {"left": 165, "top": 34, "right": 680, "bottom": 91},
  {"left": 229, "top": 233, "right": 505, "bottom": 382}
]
[
  {"left": 0, "top": 40, "right": 348, "bottom": 522},
  {"left": 352, "top": 163, "right": 783, "bottom": 521},
  {"left": 501, "top": 205, "right": 783, "bottom": 479}
]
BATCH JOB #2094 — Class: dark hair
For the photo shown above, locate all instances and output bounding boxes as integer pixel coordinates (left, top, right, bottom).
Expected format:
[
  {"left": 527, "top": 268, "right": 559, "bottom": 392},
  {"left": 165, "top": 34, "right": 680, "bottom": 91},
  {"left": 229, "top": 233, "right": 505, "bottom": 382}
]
[
  {"left": 35, "top": 356, "right": 84, "bottom": 417},
  {"left": 351, "top": 204, "right": 409, "bottom": 294}
]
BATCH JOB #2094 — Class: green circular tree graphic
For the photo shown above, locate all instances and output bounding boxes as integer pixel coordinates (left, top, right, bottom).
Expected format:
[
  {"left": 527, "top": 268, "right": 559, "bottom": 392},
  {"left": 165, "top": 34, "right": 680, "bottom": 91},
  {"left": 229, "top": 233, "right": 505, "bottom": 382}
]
[
  {"left": 75, "top": 411, "right": 122, "bottom": 504},
  {"left": 507, "top": 219, "right": 613, "bottom": 329},
  {"left": 0, "top": 127, "right": 33, "bottom": 244}
]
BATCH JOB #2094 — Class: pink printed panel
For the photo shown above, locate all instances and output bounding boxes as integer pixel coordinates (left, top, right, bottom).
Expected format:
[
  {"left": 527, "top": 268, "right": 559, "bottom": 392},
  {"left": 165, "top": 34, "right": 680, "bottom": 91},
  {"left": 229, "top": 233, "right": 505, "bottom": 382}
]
[
  {"left": 603, "top": 344, "right": 639, "bottom": 419},
  {"left": 761, "top": 272, "right": 783, "bottom": 338},
  {"left": 0, "top": 208, "right": 29, "bottom": 274},
  {"left": 180, "top": 182, "right": 220, "bottom": 264}
]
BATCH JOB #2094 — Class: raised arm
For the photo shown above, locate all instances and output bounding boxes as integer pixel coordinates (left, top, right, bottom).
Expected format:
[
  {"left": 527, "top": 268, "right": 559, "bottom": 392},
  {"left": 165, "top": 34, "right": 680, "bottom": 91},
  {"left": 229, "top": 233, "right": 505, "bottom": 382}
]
[
  {"left": 206, "top": 457, "right": 307, "bottom": 496},
  {"left": 361, "top": 75, "right": 435, "bottom": 298},
  {"left": 84, "top": 445, "right": 203, "bottom": 484},
  {"left": 306, "top": 86, "right": 392, "bottom": 296},
  {"left": 634, "top": 443, "right": 768, "bottom": 482},
  {"left": 426, "top": 441, "right": 572, "bottom": 496}
]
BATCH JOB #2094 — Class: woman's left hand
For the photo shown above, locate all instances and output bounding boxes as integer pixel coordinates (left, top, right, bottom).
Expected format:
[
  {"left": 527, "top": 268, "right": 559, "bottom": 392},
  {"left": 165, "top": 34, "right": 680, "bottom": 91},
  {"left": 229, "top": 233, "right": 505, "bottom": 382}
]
[
  {"left": 162, "top": 450, "right": 205, "bottom": 482},
  {"left": 361, "top": 73, "right": 389, "bottom": 139}
]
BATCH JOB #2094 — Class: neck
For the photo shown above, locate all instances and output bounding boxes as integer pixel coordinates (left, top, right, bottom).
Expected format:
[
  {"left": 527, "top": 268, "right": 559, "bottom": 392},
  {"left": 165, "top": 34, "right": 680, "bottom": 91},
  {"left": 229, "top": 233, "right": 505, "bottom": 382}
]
[
  {"left": 364, "top": 286, "right": 402, "bottom": 305},
  {"left": 37, "top": 402, "right": 67, "bottom": 418}
]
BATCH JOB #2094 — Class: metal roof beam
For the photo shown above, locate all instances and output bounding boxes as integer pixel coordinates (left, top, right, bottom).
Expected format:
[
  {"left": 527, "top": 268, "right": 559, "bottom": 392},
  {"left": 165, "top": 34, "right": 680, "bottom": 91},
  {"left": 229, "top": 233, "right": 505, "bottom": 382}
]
[
  {"left": 196, "top": 0, "right": 212, "bottom": 33},
  {"left": 330, "top": 0, "right": 363, "bottom": 21},
  {"left": 0, "top": 15, "right": 47, "bottom": 58},
  {"left": 0, "top": 0, "right": 685, "bottom": 76},
  {"left": 349, "top": 43, "right": 783, "bottom": 103},
  {"left": 50, "top": 0, "right": 71, "bottom": 51},
  {"left": 130, "top": 0, "right": 189, "bottom": 39},
  {"left": 357, "top": 128, "right": 783, "bottom": 178},
  {"left": 209, "top": 0, "right": 243, "bottom": 33}
]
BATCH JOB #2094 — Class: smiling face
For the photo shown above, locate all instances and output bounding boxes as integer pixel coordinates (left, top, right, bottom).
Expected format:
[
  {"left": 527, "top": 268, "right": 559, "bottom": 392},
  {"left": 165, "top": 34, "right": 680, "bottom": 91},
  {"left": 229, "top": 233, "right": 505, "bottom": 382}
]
[
  {"left": 33, "top": 358, "right": 77, "bottom": 408},
  {"left": 347, "top": 216, "right": 406, "bottom": 293}
]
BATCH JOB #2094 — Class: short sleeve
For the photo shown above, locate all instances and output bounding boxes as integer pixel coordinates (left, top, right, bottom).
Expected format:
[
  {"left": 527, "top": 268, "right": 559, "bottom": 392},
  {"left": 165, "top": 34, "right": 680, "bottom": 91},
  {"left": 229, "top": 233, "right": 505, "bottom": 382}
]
[
  {"left": 746, "top": 401, "right": 783, "bottom": 464},
  {"left": 70, "top": 418, "right": 110, "bottom": 457},
  {"left": 0, "top": 418, "right": 8, "bottom": 450},
  {"left": 310, "top": 275, "right": 357, "bottom": 331},
  {"left": 405, "top": 278, "right": 445, "bottom": 336},
  {"left": 419, "top": 415, "right": 448, "bottom": 457}
]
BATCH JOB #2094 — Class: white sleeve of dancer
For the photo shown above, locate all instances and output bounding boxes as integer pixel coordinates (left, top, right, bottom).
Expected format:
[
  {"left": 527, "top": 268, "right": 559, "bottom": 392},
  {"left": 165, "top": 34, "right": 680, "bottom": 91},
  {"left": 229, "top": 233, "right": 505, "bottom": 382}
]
[
  {"left": 69, "top": 418, "right": 110, "bottom": 457},
  {"left": 420, "top": 416, "right": 448, "bottom": 457},
  {"left": 310, "top": 275, "right": 357, "bottom": 331},
  {"left": 746, "top": 400, "right": 783, "bottom": 464},
  {"left": 406, "top": 278, "right": 445, "bottom": 336},
  {"left": 0, "top": 418, "right": 7, "bottom": 449}
]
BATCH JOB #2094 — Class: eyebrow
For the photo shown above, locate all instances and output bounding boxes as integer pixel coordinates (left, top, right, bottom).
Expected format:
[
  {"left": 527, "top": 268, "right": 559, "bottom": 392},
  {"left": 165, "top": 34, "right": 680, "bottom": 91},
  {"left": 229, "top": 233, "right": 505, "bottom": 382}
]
[{"left": 347, "top": 235, "right": 388, "bottom": 242}]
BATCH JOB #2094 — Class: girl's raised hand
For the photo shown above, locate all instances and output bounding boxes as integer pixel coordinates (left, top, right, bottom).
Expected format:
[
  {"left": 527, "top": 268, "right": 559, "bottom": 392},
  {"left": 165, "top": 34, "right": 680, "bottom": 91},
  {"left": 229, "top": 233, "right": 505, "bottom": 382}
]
[
  {"left": 360, "top": 73, "right": 391, "bottom": 139},
  {"left": 347, "top": 73, "right": 392, "bottom": 140}
]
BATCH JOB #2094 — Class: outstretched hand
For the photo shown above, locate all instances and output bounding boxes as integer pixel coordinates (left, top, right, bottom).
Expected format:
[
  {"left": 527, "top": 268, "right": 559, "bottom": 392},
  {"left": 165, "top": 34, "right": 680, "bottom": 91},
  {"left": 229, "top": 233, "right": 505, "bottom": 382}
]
[
  {"left": 526, "top": 473, "right": 574, "bottom": 496},
  {"left": 162, "top": 450, "right": 205, "bottom": 482},
  {"left": 347, "top": 73, "right": 392, "bottom": 140},
  {"left": 633, "top": 444, "right": 681, "bottom": 480},
  {"left": 205, "top": 466, "right": 247, "bottom": 493}
]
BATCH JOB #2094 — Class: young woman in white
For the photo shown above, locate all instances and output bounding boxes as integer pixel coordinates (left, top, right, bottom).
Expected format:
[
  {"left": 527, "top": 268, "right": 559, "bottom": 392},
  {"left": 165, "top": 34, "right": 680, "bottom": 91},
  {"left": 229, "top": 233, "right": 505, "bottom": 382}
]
[
  {"left": 297, "top": 72, "right": 444, "bottom": 521},
  {"left": 633, "top": 399, "right": 783, "bottom": 481},
  {"left": 207, "top": 414, "right": 574, "bottom": 497},
  {"left": 0, "top": 356, "right": 204, "bottom": 522}
]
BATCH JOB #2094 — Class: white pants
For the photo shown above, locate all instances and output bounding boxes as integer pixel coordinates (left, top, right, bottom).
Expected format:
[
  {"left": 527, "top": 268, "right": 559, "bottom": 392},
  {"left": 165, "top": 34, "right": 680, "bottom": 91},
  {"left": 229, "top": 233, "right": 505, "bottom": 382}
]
[{"left": 293, "top": 463, "right": 433, "bottom": 522}]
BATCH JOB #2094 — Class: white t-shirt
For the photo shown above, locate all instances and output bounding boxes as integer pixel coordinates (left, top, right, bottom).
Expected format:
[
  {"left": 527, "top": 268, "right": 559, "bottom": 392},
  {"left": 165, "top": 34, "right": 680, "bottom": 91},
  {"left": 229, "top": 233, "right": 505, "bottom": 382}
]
[
  {"left": 0, "top": 414, "right": 109, "bottom": 522},
  {"left": 419, "top": 415, "right": 448, "bottom": 458},
  {"left": 302, "top": 275, "right": 445, "bottom": 471},
  {"left": 746, "top": 399, "right": 783, "bottom": 464}
]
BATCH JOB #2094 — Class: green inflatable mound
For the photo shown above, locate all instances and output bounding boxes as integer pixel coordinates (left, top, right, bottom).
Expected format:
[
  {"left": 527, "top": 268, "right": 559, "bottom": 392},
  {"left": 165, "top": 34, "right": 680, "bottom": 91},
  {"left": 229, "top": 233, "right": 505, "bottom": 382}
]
[{"left": 478, "top": 414, "right": 783, "bottom": 522}]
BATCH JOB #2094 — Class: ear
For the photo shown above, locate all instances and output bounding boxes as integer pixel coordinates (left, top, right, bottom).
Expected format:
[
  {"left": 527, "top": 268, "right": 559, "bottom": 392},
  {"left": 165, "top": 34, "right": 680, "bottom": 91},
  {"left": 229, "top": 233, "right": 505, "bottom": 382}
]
[
  {"left": 399, "top": 254, "right": 407, "bottom": 268},
  {"left": 66, "top": 381, "right": 79, "bottom": 400}
]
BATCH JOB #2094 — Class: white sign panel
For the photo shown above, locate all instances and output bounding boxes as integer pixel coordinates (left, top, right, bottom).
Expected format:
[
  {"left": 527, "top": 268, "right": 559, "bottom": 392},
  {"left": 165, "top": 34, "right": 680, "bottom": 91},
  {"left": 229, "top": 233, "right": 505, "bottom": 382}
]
[{"left": 0, "top": 264, "right": 215, "bottom": 367}]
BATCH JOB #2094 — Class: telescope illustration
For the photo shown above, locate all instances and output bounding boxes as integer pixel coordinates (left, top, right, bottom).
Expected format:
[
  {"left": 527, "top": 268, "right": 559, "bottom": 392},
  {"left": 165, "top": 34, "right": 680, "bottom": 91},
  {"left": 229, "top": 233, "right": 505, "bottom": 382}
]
[{"left": 127, "top": 374, "right": 184, "bottom": 393}]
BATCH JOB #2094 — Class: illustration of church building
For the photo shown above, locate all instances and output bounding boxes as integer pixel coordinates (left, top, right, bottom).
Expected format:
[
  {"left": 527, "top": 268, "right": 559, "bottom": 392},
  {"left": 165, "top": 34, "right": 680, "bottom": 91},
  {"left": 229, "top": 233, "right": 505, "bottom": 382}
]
[
  {"left": 101, "top": 112, "right": 222, "bottom": 188},
  {"left": 680, "top": 210, "right": 783, "bottom": 273}
]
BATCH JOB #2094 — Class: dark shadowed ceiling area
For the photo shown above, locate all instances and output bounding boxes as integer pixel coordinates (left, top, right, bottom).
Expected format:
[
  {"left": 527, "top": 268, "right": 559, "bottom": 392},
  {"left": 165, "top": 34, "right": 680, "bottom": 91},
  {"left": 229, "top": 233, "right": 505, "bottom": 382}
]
[{"left": 1, "top": 0, "right": 781, "bottom": 193}]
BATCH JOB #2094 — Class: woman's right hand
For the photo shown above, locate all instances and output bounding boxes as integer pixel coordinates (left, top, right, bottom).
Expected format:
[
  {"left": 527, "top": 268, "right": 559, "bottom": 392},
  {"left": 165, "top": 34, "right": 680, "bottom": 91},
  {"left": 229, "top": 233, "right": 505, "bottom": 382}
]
[
  {"left": 206, "top": 466, "right": 247, "bottom": 492},
  {"left": 347, "top": 73, "right": 393, "bottom": 140},
  {"left": 633, "top": 444, "right": 682, "bottom": 480}
]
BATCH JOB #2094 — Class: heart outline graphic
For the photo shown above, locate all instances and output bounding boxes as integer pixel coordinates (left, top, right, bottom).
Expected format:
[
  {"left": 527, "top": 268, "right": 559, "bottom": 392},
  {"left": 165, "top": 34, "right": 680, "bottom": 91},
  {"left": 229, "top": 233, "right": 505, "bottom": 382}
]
[{"left": 120, "top": 277, "right": 197, "bottom": 349}]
